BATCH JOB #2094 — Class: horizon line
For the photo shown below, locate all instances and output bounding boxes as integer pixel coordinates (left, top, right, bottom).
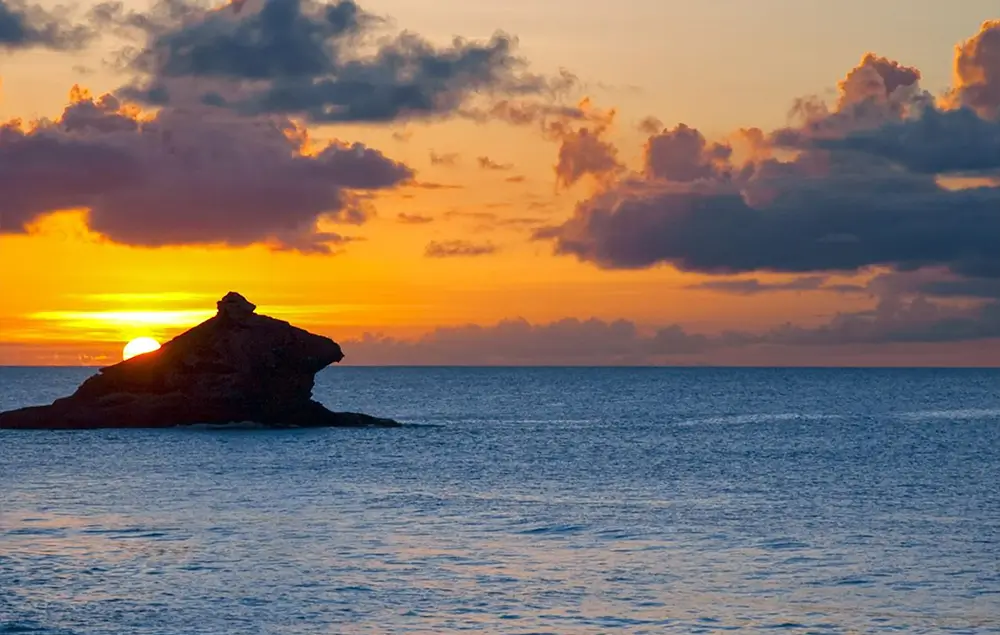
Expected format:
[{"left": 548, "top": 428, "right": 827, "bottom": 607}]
[{"left": 3, "top": 364, "right": 1000, "bottom": 370}]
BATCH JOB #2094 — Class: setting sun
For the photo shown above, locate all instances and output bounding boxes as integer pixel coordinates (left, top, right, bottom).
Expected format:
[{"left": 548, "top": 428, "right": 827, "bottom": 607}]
[{"left": 122, "top": 337, "right": 161, "bottom": 361}]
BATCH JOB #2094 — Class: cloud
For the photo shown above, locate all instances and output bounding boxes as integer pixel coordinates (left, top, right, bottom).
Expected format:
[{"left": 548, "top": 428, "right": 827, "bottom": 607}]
[
  {"left": 425, "top": 239, "right": 497, "bottom": 257},
  {"left": 0, "top": 0, "right": 93, "bottom": 50},
  {"left": 104, "top": 0, "right": 571, "bottom": 124},
  {"left": 496, "top": 216, "right": 546, "bottom": 228},
  {"left": 817, "top": 106, "right": 1000, "bottom": 174},
  {"left": 763, "top": 294, "right": 1000, "bottom": 347},
  {"left": 637, "top": 116, "right": 662, "bottom": 135},
  {"left": 477, "top": 155, "right": 513, "bottom": 170},
  {"left": 549, "top": 102, "right": 622, "bottom": 188},
  {"left": 0, "top": 87, "right": 412, "bottom": 251},
  {"left": 458, "top": 84, "right": 592, "bottom": 128},
  {"left": 406, "top": 181, "right": 462, "bottom": 190},
  {"left": 442, "top": 211, "right": 544, "bottom": 232},
  {"left": 865, "top": 269, "right": 1000, "bottom": 300},
  {"left": 343, "top": 291, "right": 1000, "bottom": 365},
  {"left": 444, "top": 211, "right": 496, "bottom": 221},
  {"left": 536, "top": 160, "right": 1000, "bottom": 276},
  {"left": 952, "top": 20, "right": 1000, "bottom": 119},
  {"left": 429, "top": 151, "right": 459, "bottom": 166},
  {"left": 644, "top": 123, "right": 733, "bottom": 182},
  {"left": 396, "top": 212, "right": 434, "bottom": 224},
  {"left": 535, "top": 29, "right": 1000, "bottom": 280},
  {"left": 505, "top": 175, "right": 525, "bottom": 183},
  {"left": 688, "top": 276, "right": 834, "bottom": 295},
  {"left": 343, "top": 317, "right": 711, "bottom": 365},
  {"left": 769, "top": 54, "right": 932, "bottom": 148},
  {"left": 836, "top": 53, "right": 921, "bottom": 111}
]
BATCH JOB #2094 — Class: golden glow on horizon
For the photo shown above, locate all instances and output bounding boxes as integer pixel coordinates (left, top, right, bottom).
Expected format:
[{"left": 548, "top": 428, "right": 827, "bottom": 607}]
[
  {"left": 122, "top": 337, "right": 161, "bottom": 360},
  {"left": 2, "top": 1, "right": 998, "bottom": 367},
  {"left": 32, "top": 310, "right": 214, "bottom": 327}
]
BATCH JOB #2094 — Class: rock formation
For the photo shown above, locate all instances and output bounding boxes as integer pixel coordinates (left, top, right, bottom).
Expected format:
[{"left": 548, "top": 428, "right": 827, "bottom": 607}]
[{"left": 0, "top": 292, "right": 401, "bottom": 429}]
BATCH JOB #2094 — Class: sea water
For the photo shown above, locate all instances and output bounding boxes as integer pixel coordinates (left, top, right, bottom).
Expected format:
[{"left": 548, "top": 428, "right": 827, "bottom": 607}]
[{"left": 1, "top": 367, "right": 998, "bottom": 634}]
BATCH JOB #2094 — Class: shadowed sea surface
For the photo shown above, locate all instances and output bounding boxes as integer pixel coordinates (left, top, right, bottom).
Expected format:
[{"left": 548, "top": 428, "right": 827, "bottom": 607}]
[{"left": 1, "top": 366, "right": 999, "bottom": 634}]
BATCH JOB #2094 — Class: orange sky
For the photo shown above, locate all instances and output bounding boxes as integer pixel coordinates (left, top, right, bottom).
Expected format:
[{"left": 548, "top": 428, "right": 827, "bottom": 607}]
[{"left": 2, "top": 1, "right": 1000, "bottom": 365}]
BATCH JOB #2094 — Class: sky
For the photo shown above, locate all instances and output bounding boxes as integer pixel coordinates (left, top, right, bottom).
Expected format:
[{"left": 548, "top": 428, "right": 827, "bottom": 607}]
[{"left": 1, "top": 0, "right": 1000, "bottom": 366}]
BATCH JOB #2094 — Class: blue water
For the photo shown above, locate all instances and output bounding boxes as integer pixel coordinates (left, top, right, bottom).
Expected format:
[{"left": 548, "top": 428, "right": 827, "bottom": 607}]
[{"left": 1, "top": 367, "right": 999, "bottom": 634}]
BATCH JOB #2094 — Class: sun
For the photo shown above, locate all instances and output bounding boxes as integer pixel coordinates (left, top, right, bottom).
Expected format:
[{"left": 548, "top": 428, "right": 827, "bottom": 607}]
[{"left": 123, "top": 337, "right": 161, "bottom": 361}]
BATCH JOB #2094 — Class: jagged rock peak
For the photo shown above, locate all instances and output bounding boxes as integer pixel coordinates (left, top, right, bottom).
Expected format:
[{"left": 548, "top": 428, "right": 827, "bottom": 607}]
[{"left": 217, "top": 291, "right": 257, "bottom": 320}]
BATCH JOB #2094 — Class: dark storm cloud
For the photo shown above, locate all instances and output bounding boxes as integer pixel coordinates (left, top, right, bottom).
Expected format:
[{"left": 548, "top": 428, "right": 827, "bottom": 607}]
[
  {"left": 0, "top": 91, "right": 412, "bottom": 251},
  {"left": 0, "top": 0, "right": 93, "bottom": 50},
  {"left": 424, "top": 240, "right": 497, "bottom": 258},
  {"left": 103, "top": 0, "right": 569, "bottom": 124}
]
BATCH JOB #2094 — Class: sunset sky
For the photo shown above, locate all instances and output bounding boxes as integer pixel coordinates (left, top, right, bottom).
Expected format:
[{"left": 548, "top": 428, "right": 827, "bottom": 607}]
[{"left": 2, "top": 0, "right": 1000, "bottom": 365}]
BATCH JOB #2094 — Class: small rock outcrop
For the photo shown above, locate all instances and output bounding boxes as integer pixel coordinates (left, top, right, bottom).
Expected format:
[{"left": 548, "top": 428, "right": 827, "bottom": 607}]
[{"left": 0, "top": 292, "right": 401, "bottom": 429}]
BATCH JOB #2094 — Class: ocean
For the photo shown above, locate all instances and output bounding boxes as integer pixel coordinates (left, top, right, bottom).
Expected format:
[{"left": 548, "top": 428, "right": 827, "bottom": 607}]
[{"left": 1, "top": 367, "right": 998, "bottom": 634}]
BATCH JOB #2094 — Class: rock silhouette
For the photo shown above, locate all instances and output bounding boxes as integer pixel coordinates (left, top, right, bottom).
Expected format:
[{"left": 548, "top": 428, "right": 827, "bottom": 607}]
[{"left": 0, "top": 292, "right": 401, "bottom": 429}]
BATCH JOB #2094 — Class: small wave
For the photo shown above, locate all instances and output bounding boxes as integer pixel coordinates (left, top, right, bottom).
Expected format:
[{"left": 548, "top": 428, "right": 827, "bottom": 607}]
[
  {"left": 895, "top": 408, "right": 1000, "bottom": 422},
  {"left": 183, "top": 422, "right": 271, "bottom": 431},
  {"left": 833, "top": 577, "right": 874, "bottom": 586},
  {"left": 516, "top": 524, "right": 587, "bottom": 536},
  {"left": 438, "top": 418, "right": 599, "bottom": 425},
  {"left": 3, "top": 528, "right": 64, "bottom": 537},
  {"left": 182, "top": 421, "right": 442, "bottom": 430},
  {"left": 757, "top": 539, "right": 810, "bottom": 551},
  {"left": 0, "top": 623, "right": 49, "bottom": 634},
  {"left": 675, "top": 413, "right": 841, "bottom": 427}
]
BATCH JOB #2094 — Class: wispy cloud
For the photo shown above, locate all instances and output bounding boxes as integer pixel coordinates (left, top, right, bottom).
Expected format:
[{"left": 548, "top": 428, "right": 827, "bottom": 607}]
[
  {"left": 425, "top": 240, "right": 498, "bottom": 258},
  {"left": 477, "top": 156, "right": 514, "bottom": 171},
  {"left": 397, "top": 213, "right": 435, "bottom": 224}
]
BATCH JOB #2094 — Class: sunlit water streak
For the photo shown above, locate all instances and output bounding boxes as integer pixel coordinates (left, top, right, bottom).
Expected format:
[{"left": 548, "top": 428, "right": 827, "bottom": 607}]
[{"left": 1, "top": 367, "right": 999, "bottom": 634}]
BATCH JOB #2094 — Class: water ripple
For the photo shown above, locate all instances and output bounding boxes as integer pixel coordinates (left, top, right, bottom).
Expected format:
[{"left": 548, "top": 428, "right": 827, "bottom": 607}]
[{"left": 1, "top": 367, "right": 999, "bottom": 634}]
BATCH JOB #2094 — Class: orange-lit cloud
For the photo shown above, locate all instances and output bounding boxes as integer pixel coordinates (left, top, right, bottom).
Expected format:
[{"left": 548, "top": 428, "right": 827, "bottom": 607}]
[
  {"left": 951, "top": 20, "right": 1000, "bottom": 118},
  {"left": 536, "top": 36, "right": 1000, "bottom": 278},
  {"left": 3, "top": 2, "right": 1000, "bottom": 366},
  {"left": 548, "top": 99, "right": 621, "bottom": 188},
  {"left": 0, "top": 86, "right": 412, "bottom": 251}
]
